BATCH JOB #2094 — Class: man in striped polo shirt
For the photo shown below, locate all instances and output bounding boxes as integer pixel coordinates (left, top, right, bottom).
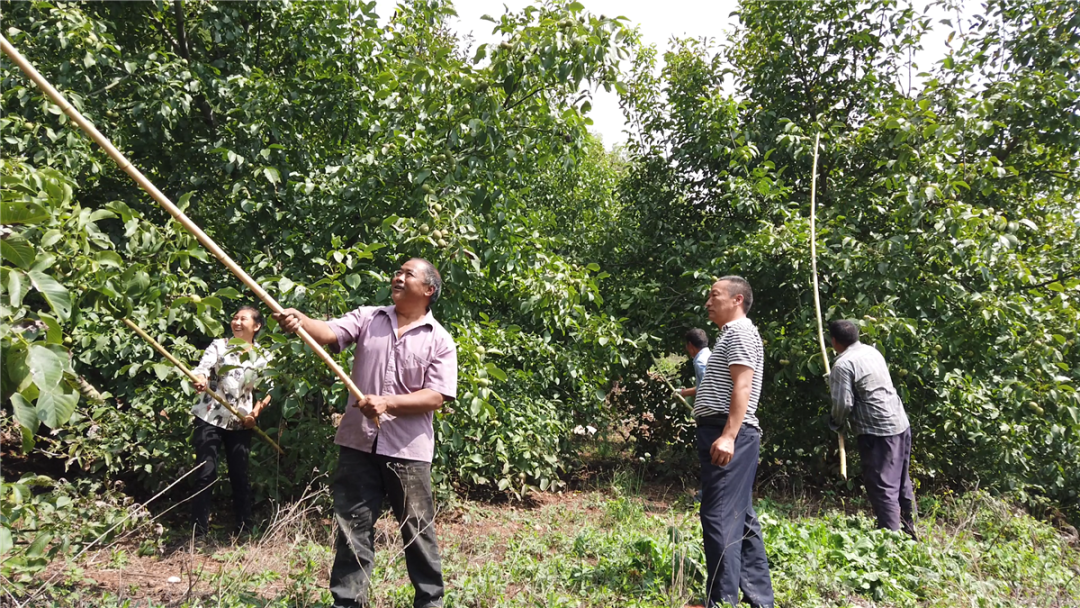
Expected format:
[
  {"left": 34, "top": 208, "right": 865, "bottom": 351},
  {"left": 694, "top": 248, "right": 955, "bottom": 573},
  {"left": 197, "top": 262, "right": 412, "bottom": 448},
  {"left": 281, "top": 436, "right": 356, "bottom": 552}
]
[
  {"left": 828, "top": 319, "right": 916, "bottom": 540},
  {"left": 692, "top": 276, "right": 774, "bottom": 608}
]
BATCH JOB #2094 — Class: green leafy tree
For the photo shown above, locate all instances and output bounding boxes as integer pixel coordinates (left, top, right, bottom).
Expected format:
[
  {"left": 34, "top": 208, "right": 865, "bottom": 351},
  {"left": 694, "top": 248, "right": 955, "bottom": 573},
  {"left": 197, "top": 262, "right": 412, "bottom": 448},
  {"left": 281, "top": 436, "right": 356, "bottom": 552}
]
[
  {"left": 614, "top": 0, "right": 1079, "bottom": 515},
  {"left": 2, "top": 0, "right": 646, "bottom": 503}
]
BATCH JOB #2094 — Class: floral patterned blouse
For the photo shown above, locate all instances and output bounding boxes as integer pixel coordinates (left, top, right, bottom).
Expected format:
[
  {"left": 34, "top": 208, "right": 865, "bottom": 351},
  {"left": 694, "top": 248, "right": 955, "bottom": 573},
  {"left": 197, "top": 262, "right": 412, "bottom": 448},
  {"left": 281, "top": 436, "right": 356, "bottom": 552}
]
[{"left": 190, "top": 338, "right": 272, "bottom": 430}]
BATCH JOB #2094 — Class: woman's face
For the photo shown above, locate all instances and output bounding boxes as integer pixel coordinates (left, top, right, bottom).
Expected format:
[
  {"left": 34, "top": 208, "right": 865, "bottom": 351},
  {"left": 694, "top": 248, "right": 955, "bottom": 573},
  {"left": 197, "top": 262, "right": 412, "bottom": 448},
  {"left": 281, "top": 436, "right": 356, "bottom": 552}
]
[{"left": 231, "top": 309, "right": 261, "bottom": 342}]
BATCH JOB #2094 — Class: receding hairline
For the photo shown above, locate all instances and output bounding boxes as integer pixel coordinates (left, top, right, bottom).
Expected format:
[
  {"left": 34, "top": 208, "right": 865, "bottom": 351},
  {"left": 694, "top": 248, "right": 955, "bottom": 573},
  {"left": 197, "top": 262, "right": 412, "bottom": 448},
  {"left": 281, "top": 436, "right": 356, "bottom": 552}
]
[{"left": 711, "top": 279, "right": 740, "bottom": 294}]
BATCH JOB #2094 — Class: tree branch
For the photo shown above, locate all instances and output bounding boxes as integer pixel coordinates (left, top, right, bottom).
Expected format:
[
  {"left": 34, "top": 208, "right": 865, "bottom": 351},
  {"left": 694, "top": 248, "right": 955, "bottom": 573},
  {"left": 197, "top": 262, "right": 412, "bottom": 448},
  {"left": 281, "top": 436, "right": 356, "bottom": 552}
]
[
  {"left": 1024, "top": 270, "right": 1080, "bottom": 292},
  {"left": 172, "top": 0, "right": 216, "bottom": 130},
  {"left": 173, "top": 0, "right": 191, "bottom": 60},
  {"left": 504, "top": 85, "right": 546, "bottom": 111}
]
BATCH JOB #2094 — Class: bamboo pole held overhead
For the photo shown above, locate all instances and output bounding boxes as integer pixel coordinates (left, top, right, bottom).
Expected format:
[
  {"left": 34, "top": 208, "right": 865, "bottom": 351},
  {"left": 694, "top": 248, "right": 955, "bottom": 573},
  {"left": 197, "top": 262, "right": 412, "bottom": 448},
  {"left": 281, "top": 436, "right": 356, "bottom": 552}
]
[
  {"left": 123, "top": 318, "right": 284, "bottom": 455},
  {"left": 809, "top": 132, "right": 847, "bottom": 480},
  {"left": 1, "top": 35, "right": 377, "bottom": 427}
]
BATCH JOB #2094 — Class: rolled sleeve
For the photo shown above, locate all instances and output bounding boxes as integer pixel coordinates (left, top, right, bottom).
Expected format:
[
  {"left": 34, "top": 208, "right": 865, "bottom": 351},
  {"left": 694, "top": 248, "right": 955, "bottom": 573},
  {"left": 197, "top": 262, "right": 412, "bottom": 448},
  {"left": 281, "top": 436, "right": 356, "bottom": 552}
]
[
  {"left": 325, "top": 306, "right": 377, "bottom": 354},
  {"left": 424, "top": 339, "right": 458, "bottom": 401},
  {"left": 829, "top": 363, "right": 854, "bottom": 431}
]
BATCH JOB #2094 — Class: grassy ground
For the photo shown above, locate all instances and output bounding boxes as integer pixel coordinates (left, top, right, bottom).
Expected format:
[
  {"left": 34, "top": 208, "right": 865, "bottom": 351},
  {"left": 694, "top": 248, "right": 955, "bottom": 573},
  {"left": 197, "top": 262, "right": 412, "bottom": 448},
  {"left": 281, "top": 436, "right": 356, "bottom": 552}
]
[{"left": 10, "top": 469, "right": 1079, "bottom": 608}]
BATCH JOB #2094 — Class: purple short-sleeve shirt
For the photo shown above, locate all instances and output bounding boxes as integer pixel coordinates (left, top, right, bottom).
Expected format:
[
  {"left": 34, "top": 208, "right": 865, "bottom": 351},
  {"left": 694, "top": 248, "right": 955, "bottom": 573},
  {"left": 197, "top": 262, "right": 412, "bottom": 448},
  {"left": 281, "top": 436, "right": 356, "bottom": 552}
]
[{"left": 326, "top": 305, "right": 457, "bottom": 462}]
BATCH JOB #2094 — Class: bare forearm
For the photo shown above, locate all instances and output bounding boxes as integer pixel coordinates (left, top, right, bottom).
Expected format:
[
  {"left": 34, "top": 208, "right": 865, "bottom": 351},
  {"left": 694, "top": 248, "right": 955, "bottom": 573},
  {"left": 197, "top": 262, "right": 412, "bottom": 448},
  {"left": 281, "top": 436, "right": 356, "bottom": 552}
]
[
  {"left": 276, "top": 308, "right": 337, "bottom": 345},
  {"left": 385, "top": 389, "right": 445, "bottom": 416},
  {"left": 253, "top": 395, "right": 271, "bottom": 417},
  {"left": 723, "top": 366, "right": 754, "bottom": 440},
  {"left": 299, "top": 315, "right": 336, "bottom": 344},
  {"left": 723, "top": 390, "right": 748, "bottom": 439}
]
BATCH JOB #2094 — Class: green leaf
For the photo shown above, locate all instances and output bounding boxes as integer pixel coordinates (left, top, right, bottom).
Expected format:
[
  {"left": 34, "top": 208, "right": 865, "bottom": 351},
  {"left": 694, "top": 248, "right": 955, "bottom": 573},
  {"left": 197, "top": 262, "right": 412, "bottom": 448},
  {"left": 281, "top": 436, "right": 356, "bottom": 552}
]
[
  {"left": 40, "top": 229, "right": 63, "bottom": 248},
  {"left": 27, "top": 344, "right": 63, "bottom": 391},
  {"left": 26, "top": 532, "right": 53, "bottom": 558},
  {"left": 1045, "top": 282, "right": 1064, "bottom": 293},
  {"left": 177, "top": 191, "right": 194, "bottom": 211},
  {"left": 11, "top": 393, "right": 40, "bottom": 433},
  {"left": 5, "top": 267, "right": 25, "bottom": 307},
  {"left": 125, "top": 270, "right": 150, "bottom": 296},
  {"left": 152, "top": 363, "right": 173, "bottom": 381},
  {"left": 214, "top": 287, "right": 242, "bottom": 299},
  {"left": 88, "top": 209, "right": 117, "bottom": 222},
  {"left": 1, "top": 201, "right": 49, "bottom": 225},
  {"left": 1052, "top": 334, "right": 1067, "bottom": 345},
  {"left": 27, "top": 270, "right": 71, "bottom": 320},
  {"left": 18, "top": 423, "right": 35, "bottom": 452},
  {"left": 95, "top": 251, "right": 123, "bottom": 268},
  {"left": 586, "top": 262, "right": 600, "bottom": 272},
  {"left": 7, "top": 344, "right": 32, "bottom": 392},
  {"left": 31, "top": 252, "right": 57, "bottom": 272},
  {"left": 0, "top": 526, "right": 12, "bottom": 556},
  {"left": 263, "top": 167, "right": 281, "bottom": 185},
  {"left": 1, "top": 234, "right": 36, "bottom": 269},
  {"left": 36, "top": 385, "right": 79, "bottom": 428},
  {"left": 485, "top": 363, "right": 508, "bottom": 382},
  {"left": 38, "top": 312, "right": 62, "bottom": 344},
  {"left": 345, "top": 274, "right": 361, "bottom": 289}
]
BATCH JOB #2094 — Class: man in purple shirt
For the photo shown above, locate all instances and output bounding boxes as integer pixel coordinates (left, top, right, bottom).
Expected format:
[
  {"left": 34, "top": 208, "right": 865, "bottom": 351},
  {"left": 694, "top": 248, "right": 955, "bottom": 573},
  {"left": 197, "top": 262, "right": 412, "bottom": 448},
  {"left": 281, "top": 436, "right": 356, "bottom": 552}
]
[{"left": 275, "top": 258, "right": 457, "bottom": 608}]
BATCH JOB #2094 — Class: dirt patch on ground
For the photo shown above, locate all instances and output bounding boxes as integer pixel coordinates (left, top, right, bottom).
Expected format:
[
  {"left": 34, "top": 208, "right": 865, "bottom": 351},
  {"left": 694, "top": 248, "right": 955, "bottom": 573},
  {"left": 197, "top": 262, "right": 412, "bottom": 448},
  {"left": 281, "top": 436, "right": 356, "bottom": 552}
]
[{"left": 21, "top": 484, "right": 684, "bottom": 606}]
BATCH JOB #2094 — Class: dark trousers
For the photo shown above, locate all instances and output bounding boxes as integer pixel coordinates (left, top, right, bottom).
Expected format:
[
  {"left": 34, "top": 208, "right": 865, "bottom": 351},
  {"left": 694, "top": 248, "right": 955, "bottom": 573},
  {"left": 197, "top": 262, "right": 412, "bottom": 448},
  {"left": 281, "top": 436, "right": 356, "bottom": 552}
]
[
  {"left": 697, "top": 421, "right": 774, "bottom": 608},
  {"left": 329, "top": 445, "right": 443, "bottom": 608},
  {"left": 191, "top": 417, "right": 252, "bottom": 534},
  {"left": 857, "top": 427, "right": 916, "bottom": 538}
]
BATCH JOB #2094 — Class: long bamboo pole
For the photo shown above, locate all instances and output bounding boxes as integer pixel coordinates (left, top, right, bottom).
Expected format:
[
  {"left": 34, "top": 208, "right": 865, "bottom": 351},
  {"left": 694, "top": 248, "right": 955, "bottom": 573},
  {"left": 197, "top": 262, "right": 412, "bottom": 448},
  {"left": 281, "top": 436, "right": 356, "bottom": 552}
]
[
  {"left": 809, "top": 132, "right": 847, "bottom": 479},
  {"left": 1, "top": 35, "right": 377, "bottom": 427},
  {"left": 122, "top": 318, "right": 284, "bottom": 455}
]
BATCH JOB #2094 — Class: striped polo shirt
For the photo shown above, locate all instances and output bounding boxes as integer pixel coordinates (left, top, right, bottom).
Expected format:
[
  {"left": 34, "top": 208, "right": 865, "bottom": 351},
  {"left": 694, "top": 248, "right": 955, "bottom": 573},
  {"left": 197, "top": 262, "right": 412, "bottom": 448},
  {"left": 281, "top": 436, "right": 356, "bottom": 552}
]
[{"left": 693, "top": 317, "right": 764, "bottom": 429}]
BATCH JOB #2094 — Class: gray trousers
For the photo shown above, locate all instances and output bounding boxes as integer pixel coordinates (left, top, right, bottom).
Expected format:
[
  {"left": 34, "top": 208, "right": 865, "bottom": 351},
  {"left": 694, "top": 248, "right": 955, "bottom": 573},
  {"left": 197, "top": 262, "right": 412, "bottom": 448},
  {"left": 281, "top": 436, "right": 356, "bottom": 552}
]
[
  {"left": 329, "top": 446, "right": 444, "bottom": 608},
  {"left": 857, "top": 427, "right": 917, "bottom": 538}
]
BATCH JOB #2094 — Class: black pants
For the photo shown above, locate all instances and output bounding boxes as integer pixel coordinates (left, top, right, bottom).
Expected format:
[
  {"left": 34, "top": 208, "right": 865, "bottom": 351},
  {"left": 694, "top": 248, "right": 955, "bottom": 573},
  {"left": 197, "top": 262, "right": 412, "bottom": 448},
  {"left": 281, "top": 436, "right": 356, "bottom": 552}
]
[
  {"left": 329, "top": 445, "right": 443, "bottom": 608},
  {"left": 858, "top": 427, "right": 917, "bottom": 538},
  {"left": 697, "top": 421, "right": 775, "bottom": 608},
  {"left": 191, "top": 417, "right": 252, "bottom": 535}
]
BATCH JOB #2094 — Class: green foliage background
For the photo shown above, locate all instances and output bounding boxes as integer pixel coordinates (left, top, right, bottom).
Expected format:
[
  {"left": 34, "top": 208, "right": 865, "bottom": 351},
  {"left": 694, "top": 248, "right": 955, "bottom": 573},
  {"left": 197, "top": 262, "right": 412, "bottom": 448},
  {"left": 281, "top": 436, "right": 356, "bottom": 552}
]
[{"left": 2, "top": 0, "right": 1077, "bottom": 542}]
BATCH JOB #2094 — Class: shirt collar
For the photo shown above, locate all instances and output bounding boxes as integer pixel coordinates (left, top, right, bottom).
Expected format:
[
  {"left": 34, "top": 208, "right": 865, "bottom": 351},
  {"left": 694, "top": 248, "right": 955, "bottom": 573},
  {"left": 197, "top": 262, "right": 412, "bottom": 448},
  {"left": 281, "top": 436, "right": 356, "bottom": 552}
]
[
  {"left": 379, "top": 304, "right": 435, "bottom": 337},
  {"left": 720, "top": 316, "right": 752, "bottom": 333},
  {"left": 835, "top": 341, "right": 864, "bottom": 361}
]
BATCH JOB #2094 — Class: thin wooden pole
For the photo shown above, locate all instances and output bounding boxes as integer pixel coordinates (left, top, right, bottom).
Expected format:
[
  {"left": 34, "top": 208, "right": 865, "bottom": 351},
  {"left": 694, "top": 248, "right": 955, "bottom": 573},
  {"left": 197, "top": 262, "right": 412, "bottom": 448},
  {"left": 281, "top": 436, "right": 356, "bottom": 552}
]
[
  {"left": 809, "top": 132, "right": 847, "bottom": 479},
  {"left": 1, "top": 35, "right": 376, "bottom": 426},
  {"left": 122, "top": 318, "right": 284, "bottom": 455},
  {"left": 652, "top": 357, "right": 692, "bottom": 410}
]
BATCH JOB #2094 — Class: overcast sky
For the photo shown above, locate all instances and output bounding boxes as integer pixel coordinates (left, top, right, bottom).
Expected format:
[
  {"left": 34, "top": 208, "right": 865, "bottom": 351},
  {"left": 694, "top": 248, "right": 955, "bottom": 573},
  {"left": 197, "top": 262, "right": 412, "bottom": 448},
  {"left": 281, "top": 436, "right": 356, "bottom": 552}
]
[{"left": 373, "top": 0, "right": 979, "bottom": 148}]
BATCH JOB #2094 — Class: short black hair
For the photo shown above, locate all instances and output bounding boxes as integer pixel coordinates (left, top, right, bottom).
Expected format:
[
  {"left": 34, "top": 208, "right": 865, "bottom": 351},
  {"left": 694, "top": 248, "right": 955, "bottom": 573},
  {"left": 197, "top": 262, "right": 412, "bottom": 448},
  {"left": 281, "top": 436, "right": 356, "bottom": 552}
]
[
  {"left": 412, "top": 258, "right": 443, "bottom": 306},
  {"left": 829, "top": 320, "right": 860, "bottom": 347},
  {"left": 718, "top": 275, "right": 753, "bottom": 313},
  {"left": 685, "top": 328, "right": 709, "bottom": 349},
  {"left": 236, "top": 305, "right": 264, "bottom": 336}
]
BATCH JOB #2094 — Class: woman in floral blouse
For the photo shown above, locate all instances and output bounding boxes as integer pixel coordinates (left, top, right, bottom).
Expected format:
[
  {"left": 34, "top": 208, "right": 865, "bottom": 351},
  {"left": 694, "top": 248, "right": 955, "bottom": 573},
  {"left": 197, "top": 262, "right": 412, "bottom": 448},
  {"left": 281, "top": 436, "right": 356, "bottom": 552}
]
[{"left": 190, "top": 305, "right": 272, "bottom": 537}]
